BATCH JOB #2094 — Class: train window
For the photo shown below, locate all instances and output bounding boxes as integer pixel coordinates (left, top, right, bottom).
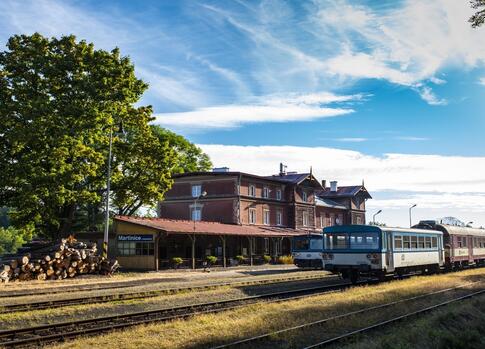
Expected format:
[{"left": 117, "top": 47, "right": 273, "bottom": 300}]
[
  {"left": 403, "top": 236, "right": 410, "bottom": 249},
  {"left": 349, "top": 233, "right": 380, "bottom": 249},
  {"left": 410, "top": 236, "right": 418, "bottom": 249},
  {"left": 310, "top": 238, "right": 323, "bottom": 250},
  {"left": 431, "top": 236, "right": 437, "bottom": 248},
  {"left": 418, "top": 236, "right": 425, "bottom": 249},
  {"left": 325, "top": 233, "right": 349, "bottom": 249},
  {"left": 294, "top": 238, "right": 310, "bottom": 251},
  {"left": 425, "top": 237, "right": 432, "bottom": 248},
  {"left": 394, "top": 235, "right": 403, "bottom": 249}
]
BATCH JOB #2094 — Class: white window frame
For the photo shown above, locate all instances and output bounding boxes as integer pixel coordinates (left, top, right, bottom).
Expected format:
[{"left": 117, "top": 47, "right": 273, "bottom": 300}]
[
  {"left": 263, "top": 209, "right": 270, "bottom": 225},
  {"left": 303, "top": 211, "right": 309, "bottom": 227},
  {"left": 249, "top": 208, "right": 257, "bottom": 224},
  {"left": 276, "top": 211, "right": 283, "bottom": 226},
  {"left": 276, "top": 189, "right": 282, "bottom": 201},
  {"left": 320, "top": 215, "right": 324, "bottom": 228},
  {"left": 263, "top": 186, "right": 269, "bottom": 198},
  {"left": 249, "top": 184, "right": 256, "bottom": 197},
  {"left": 191, "top": 207, "right": 202, "bottom": 221},
  {"left": 191, "top": 184, "right": 202, "bottom": 198}
]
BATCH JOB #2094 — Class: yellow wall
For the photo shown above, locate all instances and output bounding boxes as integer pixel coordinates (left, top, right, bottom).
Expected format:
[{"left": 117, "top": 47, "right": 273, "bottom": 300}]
[{"left": 114, "top": 220, "right": 158, "bottom": 270}]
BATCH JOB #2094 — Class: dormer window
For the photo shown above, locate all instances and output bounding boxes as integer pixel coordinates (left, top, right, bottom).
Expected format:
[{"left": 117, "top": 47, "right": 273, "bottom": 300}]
[
  {"left": 302, "top": 191, "right": 308, "bottom": 202},
  {"left": 263, "top": 186, "right": 269, "bottom": 198},
  {"left": 191, "top": 185, "right": 201, "bottom": 198},
  {"left": 249, "top": 184, "right": 256, "bottom": 197}
]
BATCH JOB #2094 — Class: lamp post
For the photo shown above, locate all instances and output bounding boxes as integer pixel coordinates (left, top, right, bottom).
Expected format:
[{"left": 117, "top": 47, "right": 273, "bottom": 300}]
[
  {"left": 409, "top": 204, "right": 417, "bottom": 228},
  {"left": 372, "top": 210, "right": 382, "bottom": 225},
  {"left": 191, "top": 191, "right": 207, "bottom": 269},
  {"left": 103, "top": 122, "right": 124, "bottom": 259},
  {"left": 467, "top": 221, "right": 473, "bottom": 227}
]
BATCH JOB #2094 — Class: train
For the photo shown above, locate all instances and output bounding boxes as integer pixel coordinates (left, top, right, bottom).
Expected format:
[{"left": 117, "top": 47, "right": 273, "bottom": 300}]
[
  {"left": 291, "top": 234, "right": 323, "bottom": 269},
  {"left": 291, "top": 221, "right": 485, "bottom": 283}
]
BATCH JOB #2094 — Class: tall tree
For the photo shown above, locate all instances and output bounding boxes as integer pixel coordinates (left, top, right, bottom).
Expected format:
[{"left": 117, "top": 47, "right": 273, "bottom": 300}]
[
  {"left": 469, "top": 0, "right": 485, "bottom": 27},
  {"left": 151, "top": 125, "right": 212, "bottom": 174},
  {"left": 0, "top": 33, "right": 174, "bottom": 239}
]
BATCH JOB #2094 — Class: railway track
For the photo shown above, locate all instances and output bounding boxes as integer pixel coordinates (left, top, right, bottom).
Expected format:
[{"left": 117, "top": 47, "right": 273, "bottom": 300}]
[
  {"left": 0, "top": 281, "right": 355, "bottom": 348},
  {"left": 211, "top": 281, "right": 485, "bottom": 349},
  {"left": 0, "top": 274, "right": 334, "bottom": 313},
  {"left": 0, "top": 273, "right": 330, "bottom": 299}
]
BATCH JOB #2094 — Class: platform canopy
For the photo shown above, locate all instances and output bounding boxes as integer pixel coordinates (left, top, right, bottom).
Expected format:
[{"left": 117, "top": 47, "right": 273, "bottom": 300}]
[{"left": 114, "top": 215, "right": 311, "bottom": 237}]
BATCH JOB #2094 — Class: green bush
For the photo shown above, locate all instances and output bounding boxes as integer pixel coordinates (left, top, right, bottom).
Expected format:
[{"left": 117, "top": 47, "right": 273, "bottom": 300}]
[
  {"left": 278, "top": 255, "right": 294, "bottom": 265},
  {"left": 171, "top": 257, "right": 183, "bottom": 268},
  {"left": 263, "top": 255, "right": 271, "bottom": 264},
  {"left": 206, "top": 255, "right": 217, "bottom": 264},
  {"left": 235, "top": 255, "right": 246, "bottom": 264}
]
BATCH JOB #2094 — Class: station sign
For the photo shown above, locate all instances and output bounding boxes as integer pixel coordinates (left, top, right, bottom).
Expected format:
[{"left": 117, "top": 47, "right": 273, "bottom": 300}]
[{"left": 117, "top": 234, "right": 153, "bottom": 242}]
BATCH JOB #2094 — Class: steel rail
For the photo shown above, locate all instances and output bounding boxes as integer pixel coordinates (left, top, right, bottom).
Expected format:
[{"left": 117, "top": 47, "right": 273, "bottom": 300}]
[
  {"left": 303, "top": 287, "right": 485, "bottom": 349},
  {"left": 211, "top": 280, "right": 484, "bottom": 349},
  {"left": 0, "top": 273, "right": 332, "bottom": 299},
  {"left": 0, "top": 274, "right": 335, "bottom": 313},
  {"left": 0, "top": 281, "right": 356, "bottom": 348}
]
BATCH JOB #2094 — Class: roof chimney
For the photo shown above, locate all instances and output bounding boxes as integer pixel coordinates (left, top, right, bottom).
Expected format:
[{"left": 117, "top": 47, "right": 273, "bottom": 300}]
[
  {"left": 330, "top": 181, "right": 338, "bottom": 192},
  {"left": 213, "top": 167, "right": 229, "bottom": 172},
  {"left": 322, "top": 180, "right": 326, "bottom": 188},
  {"left": 279, "top": 163, "right": 287, "bottom": 176}
]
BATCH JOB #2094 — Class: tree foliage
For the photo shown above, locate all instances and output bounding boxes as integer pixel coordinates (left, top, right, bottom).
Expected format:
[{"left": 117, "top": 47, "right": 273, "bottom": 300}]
[
  {"left": 0, "top": 225, "right": 34, "bottom": 255},
  {"left": 469, "top": 0, "right": 485, "bottom": 27},
  {"left": 151, "top": 125, "right": 212, "bottom": 174},
  {"left": 0, "top": 33, "right": 178, "bottom": 239}
]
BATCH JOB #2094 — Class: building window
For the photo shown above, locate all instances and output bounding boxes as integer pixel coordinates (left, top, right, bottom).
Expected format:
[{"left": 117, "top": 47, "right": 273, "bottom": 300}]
[
  {"left": 263, "top": 209, "right": 270, "bottom": 225},
  {"left": 249, "top": 184, "right": 256, "bottom": 197},
  {"left": 263, "top": 186, "right": 269, "bottom": 198},
  {"left": 264, "top": 238, "right": 269, "bottom": 254},
  {"left": 337, "top": 214, "right": 344, "bottom": 226},
  {"left": 302, "top": 191, "right": 308, "bottom": 202},
  {"left": 117, "top": 241, "right": 154, "bottom": 256},
  {"left": 303, "top": 211, "right": 309, "bottom": 227},
  {"left": 276, "top": 211, "right": 282, "bottom": 226},
  {"left": 191, "top": 185, "right": 201, "bottom": 198},
  {"left": 320, "top": 216, "right": 324, "bottom": 228},
  {"left": 191, "top": 207, "right": 201, "bottom": 221},
  {"left": 249, "top": 208, "right": 256, "bottom": 224},
  {"left": 276, "top": 189, "right": 282, "bottom": 201},
  {"left": 356, "top": 216, "right": 362, "bottom": 225}
]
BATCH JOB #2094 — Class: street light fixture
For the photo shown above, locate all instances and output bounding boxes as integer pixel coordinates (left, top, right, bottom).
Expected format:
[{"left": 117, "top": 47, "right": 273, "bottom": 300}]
[
  {"left": 372, "top": 210, "right": 382, "bottom": 225},
  {"left": 409, "top": 204, "right": 417, "bottom": 228},
  {"left": 103, "top": 122, "right": 124, "bottom": 259},
  {"left": 467, "top": 221, "right": 473, "bottom": 227},
  {"left": 191, "top": 191, "right": 207, "bottom": 269}
]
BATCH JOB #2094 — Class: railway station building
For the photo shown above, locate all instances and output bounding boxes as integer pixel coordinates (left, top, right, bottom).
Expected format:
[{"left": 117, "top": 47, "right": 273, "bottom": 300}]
[{"left": 113, "top": 165, "right": 372, "bottom": 270}]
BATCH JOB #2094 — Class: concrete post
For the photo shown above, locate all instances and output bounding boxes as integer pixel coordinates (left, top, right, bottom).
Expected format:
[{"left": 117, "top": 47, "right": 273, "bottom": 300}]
[{"left": 190, "top": 234, "right": 196, "bottom": 269}]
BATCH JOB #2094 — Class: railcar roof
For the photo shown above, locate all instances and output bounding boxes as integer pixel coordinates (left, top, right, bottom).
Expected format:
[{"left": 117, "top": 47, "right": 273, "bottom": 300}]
[
  {"left": 435, "top": 224, "right": 485, "bottom": 237},
  {"left": 323, "top": 225, "right": 442, "bottom": 235}
]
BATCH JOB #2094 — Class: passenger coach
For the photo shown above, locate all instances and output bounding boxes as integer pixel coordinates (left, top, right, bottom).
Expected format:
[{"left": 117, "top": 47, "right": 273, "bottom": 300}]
[
  {"left": 291, "top": 234, "right": 323, "bottom": 268},
  {"left": 322, "top": 225, "right": 444, "bottom": 283}
]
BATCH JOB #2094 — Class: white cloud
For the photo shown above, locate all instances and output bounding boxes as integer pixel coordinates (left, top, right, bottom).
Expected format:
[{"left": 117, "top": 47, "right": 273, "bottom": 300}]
[
  {"left": 199, "top": 144, "right": 485, "bottom": 194},
  {"left": 395, "top": 136, "right": 429, "bottom": 141},
  {"left": 413, "top": 86, "right": 448, "bottom": 106},
  {"left": 153, "top": 92, "right": 359, "bottom": 130},
  {"left": 199, "top": 144, "right": 485, "bottom": 226},
  {"left": 479, "top": 77, "right": 485, "bottom": 86}
]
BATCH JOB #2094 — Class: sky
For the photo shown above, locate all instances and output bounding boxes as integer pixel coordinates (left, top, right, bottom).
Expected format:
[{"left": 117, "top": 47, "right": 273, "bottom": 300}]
[{"left": 1, "top": 0, "right": 484, "bottom": 228}]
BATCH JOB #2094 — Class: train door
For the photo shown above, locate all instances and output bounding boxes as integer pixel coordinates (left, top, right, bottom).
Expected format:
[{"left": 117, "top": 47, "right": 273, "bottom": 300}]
[
  {"left": 438, "top": 235, "right": 444, "bottom": 266},
  {"left": 386, "top": 232, "right": 394, "bottom": 271}
]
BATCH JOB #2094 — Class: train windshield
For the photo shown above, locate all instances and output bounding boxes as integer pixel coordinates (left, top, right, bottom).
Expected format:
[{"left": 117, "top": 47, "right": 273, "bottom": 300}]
[
  {"left": 324, "top": 232, "right": 380, "bottom": 250},
  {"left": 293, "top": 236, "right": 323, "bottom": 251}
]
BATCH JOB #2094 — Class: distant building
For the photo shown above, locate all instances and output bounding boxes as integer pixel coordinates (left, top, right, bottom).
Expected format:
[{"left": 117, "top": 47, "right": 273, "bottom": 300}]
[{"left": 113, "top": 165, "right": 372, "bottom": 270}]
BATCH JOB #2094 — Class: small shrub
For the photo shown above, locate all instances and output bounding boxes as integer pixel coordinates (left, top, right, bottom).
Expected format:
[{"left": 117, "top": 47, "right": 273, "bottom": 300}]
[
  {"left": 206, "top": 255, "right": 217, "bottom": 265},
  {"left": 235, "top": 255, "right": 246, "bottom": 264},
  {"left": 278, "top": 255, "right": 294, "bottom": 265},
  {"left": 171, "top": 257, "right": 183, "bottom": 268},
  {"left": 263, "top": 255, "right": 271, "bottom": 264}
]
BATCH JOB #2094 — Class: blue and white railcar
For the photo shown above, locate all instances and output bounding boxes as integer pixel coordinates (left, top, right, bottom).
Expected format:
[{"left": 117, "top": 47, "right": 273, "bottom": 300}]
[
  {"left": 322, "top": 225, "right": 444, "bottom": 282},
  {"left": 291, "top": 234, "right": 324, "bottom": 269}
]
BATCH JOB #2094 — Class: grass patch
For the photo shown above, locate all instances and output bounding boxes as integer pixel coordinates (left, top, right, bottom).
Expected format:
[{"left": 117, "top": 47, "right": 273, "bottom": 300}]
[{"left": 46, "top": 268, "right": 485, "bottom": 349}]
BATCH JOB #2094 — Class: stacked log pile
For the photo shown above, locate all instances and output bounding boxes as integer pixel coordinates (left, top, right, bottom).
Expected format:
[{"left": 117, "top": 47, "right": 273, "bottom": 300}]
[{"left": 0, "top": 238, "right": 118, "bottom": 283}]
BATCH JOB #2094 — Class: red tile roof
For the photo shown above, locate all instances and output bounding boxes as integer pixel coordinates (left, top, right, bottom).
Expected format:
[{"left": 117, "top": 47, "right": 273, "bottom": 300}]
[{"left": 114, "top": 216, "right": 311, "bottom": 237}]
